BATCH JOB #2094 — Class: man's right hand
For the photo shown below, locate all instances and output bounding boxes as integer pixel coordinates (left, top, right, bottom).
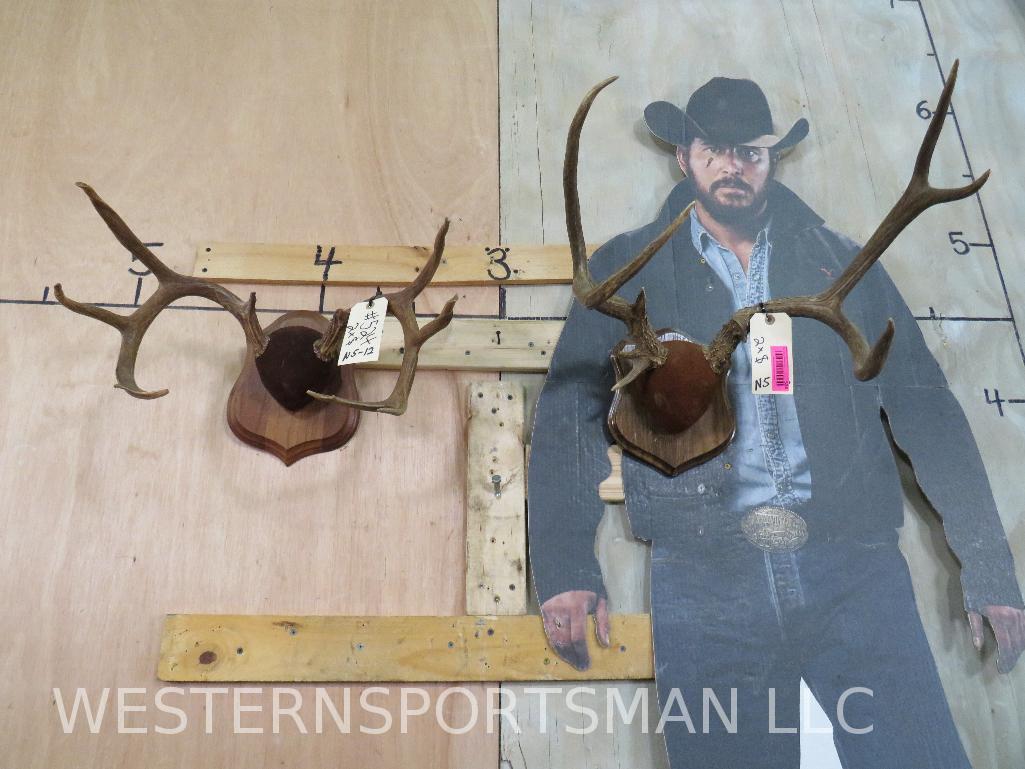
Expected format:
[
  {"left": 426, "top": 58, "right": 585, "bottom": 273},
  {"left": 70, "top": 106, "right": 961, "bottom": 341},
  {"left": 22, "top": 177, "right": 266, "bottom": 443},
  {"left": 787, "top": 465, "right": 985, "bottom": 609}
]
[{"left": 540, "top": 590, "right": 611, "bottom": 671}]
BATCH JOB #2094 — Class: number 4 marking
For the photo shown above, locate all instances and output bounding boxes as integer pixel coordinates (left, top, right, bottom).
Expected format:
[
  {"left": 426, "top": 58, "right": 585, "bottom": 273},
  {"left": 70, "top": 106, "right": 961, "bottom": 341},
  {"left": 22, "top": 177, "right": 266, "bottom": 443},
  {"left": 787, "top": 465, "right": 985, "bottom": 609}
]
[
  {"left": 985, "top": 388, "right": 1025, "bottom": 417},
  {"left": 985, "top": 388, "right": 1006, "bottom": 416}
]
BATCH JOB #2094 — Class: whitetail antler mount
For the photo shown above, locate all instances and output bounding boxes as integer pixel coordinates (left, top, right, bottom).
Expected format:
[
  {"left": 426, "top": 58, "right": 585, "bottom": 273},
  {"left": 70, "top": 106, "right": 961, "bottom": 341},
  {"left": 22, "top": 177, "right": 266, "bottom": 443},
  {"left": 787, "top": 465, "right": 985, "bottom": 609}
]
[
  {"left": 567, "top": 63, "right": 988, "bottom": 474},
  {"left": 55, "top": 184, "right": 456, "bottom": 464}
]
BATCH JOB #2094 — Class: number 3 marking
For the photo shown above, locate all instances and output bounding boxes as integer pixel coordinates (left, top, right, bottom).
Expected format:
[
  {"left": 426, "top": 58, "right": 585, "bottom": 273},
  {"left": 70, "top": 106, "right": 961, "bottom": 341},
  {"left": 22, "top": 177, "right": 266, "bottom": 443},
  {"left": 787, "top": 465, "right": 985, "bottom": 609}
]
[{"left": 486, "top": 247, "right": 512, "bottom": 281}]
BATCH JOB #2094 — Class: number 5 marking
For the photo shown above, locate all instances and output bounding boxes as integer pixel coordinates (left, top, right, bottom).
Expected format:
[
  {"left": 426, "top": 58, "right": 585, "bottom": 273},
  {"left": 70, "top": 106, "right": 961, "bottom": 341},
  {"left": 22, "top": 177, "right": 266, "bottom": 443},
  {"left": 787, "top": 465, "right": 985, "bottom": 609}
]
[{"left": 948, "top": 231, "right": 970, "bottom": 255}]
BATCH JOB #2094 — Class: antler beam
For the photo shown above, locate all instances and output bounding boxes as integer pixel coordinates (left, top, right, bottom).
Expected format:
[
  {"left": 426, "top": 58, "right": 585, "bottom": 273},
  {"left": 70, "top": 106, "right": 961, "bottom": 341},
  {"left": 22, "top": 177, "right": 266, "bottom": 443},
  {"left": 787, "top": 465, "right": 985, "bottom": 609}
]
[
  {"left": 565, "top": 76, "right": 695, "bottom": 390},
  {"left": 705, "top": 59, "right": 988, "bottom": 378},
  {"left": 307, "top": 220, "right": 458, "bottom": 415},
  {"left": 54, "top": 183, "right": 268, "bottom": 398}
]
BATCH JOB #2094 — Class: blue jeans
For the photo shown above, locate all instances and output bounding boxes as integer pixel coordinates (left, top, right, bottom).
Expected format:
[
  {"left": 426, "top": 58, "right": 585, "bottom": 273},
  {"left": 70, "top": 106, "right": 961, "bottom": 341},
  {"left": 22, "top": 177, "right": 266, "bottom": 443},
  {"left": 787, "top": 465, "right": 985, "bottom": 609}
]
[{"left": 650, "top": 531, "right": 972, "bottom": 769}]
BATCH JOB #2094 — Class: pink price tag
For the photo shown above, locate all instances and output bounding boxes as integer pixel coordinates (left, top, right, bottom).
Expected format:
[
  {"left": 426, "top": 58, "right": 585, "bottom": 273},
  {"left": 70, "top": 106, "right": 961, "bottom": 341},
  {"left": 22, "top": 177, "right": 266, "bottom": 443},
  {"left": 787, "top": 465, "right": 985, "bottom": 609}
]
[
  {"left": 770, "top": 345, "right": 790, "bottom": 392},
  {"left": 750, "top": 313, "right": 793, "bottom": 394}
]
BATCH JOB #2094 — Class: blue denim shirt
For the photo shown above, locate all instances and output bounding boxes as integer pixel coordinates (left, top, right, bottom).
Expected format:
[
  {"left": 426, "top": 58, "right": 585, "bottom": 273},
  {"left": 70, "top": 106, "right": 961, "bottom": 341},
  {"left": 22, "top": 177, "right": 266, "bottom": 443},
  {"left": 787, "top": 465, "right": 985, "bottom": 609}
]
[{"left": 690, "top": 211, "right": 812, "bottom": 510}]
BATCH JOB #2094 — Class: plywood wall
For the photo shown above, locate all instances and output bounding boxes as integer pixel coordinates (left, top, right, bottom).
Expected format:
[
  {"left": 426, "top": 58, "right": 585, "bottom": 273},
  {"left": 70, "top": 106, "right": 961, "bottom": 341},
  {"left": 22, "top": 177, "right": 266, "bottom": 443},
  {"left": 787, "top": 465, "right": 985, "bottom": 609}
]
[
  {"left": 499, "top": 2, "right": 1025, "bottom": 768},
  {"left": 0, "top": 2, "right": 499, "bottom": 766},
  {"left": 2, "top": 2, "right": 1024, "bottom": 768}
]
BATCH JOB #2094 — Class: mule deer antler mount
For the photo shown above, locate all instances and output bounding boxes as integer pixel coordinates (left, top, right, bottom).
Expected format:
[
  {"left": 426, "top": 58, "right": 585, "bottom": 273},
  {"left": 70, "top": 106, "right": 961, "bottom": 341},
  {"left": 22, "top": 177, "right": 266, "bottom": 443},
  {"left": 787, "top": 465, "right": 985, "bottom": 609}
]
[
  {"left": 54, "top": 184, "right": 456, "bottom": 465},
  {"left": 566, "top": 61, "right": 988, "bottom": 474}
]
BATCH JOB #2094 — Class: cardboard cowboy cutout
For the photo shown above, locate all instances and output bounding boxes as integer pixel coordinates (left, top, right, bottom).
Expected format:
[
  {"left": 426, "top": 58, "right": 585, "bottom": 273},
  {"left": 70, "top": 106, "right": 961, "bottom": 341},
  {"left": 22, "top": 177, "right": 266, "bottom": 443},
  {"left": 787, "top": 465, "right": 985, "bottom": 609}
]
[{"left": 528, "top": 67, "right": 1025, "bottom": 769}]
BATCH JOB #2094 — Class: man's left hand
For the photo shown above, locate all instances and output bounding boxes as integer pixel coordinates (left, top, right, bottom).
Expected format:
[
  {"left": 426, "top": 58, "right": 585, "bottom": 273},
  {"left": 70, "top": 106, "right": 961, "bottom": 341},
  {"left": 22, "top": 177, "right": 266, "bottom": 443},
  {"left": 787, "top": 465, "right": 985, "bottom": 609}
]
[{"left": 968, "top": 606, "right": 1025, "bottom": 674}]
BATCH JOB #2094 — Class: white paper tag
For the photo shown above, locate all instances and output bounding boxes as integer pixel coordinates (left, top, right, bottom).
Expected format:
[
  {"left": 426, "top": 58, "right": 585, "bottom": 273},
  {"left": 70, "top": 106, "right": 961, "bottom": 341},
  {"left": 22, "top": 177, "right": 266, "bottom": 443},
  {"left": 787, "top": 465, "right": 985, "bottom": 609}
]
[
  {"left": 337, "top": 297, "right": 388, "bottom": 366},
  {"left": 750, "top": 312, "right": 793, "bottom": 395}
]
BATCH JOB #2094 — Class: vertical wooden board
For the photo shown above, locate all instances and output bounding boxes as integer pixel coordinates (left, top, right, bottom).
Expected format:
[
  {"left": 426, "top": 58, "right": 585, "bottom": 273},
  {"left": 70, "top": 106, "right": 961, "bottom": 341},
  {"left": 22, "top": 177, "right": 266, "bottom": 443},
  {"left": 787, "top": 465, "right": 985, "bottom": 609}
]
[
  {"left": 0, "top": 1, "right": 499, "bottom": 767},
  {"left": 501, "top": 682, "right": 671, "bottom": 769},
  {"left": 465, "top": 381, "right": 528, "bottom": 616},
  {"left": 465, "top": 380, "right": 526, "bottom": 769},
  {"left": 499, "top": 1, "right": 1025, "bottom": 767}
]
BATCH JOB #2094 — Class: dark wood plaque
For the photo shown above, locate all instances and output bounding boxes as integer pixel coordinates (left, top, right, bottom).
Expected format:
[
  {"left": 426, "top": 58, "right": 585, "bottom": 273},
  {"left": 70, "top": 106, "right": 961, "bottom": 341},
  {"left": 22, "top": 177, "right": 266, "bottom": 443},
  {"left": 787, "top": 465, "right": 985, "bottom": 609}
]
[
  {"left": 607, "top": 337, "right": 735, "bottom": 476},
  {"left": 227, "top": 311, "right": 360, "bottom": 465}
]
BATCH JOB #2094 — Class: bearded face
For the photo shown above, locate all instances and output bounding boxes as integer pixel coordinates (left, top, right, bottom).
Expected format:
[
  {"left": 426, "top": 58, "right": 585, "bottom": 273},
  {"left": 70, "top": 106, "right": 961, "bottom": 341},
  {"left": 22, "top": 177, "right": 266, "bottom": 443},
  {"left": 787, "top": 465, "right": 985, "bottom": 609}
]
[{"left": 679, "top": 140, "right": 774, "bottom": 226}]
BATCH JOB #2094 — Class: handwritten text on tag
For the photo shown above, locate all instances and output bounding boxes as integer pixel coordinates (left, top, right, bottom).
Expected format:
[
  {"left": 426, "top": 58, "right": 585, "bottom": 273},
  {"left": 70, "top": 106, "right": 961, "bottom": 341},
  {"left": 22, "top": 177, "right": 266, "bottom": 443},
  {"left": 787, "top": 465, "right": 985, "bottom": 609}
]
[
  {"left": 338, "top": 297, "right": 388, "bottom": 365},
  {"left": 750, "top": 312, "right": 793, "bottom": 395}
]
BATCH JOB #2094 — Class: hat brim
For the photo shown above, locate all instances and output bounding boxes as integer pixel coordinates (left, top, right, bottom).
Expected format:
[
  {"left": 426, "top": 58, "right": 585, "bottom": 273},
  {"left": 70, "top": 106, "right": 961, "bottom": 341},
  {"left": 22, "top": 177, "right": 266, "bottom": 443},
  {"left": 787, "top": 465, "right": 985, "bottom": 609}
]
[
  {"left": 742, "top": 120, "right": 809, "bottom": 151},
  {"left": 644, "top": 100, "right": 808, "bottom": 152}
]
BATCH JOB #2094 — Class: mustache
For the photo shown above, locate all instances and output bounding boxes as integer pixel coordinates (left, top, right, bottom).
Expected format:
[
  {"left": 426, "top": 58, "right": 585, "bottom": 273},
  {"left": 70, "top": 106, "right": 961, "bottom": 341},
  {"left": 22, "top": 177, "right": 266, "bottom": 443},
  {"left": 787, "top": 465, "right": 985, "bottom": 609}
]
[{"left": 711, "top": 179, "right": 753, "bottom": 194}]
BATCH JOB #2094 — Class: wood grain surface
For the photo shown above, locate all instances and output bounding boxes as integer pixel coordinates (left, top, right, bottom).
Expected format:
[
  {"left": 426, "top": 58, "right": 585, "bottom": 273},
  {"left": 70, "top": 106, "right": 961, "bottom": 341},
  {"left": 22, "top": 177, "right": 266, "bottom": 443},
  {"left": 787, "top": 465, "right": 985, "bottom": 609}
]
[
  {"left": 226, "top": 311, "right": 361, "bottom": 465},
  {"left": 607, "top": 341, "right": 736, "bottom": 476},
  {"left": 158, "top": 614, "right": 653, "bottom": 682},
  {"left": 464, "top": 382, "right": 528, "bottom": 615},
  {"left": 367, "top": 318, "right": 561, "bottom": 372},
  {"left": 3, "top": 2, "right": 1025, "bottom": 769},
  {"left": 192, "top": 241, "right": 595, "bottom": 285},
  {"left": 0, "top": 2, "right": 499, "bottom": 767},
  {"left": 498, "top": 2, "right": 1025, "bottom": 768}
]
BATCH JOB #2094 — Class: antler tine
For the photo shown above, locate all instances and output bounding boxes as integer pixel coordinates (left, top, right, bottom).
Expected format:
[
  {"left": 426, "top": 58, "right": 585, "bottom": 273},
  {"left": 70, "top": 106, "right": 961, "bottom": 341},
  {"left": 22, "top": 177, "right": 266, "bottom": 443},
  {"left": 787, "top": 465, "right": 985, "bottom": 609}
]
[
  {"left": 707, "top": 60, "right": 988, "bottom": 381},
  {"left": 824, "top": 59, "right": 989, "bottom": 306},
  {"left": 566, "top": 77, "right": 693, "bottom": 317},
  {"left": 308, "top": 219, "right": 457, "bottom": 415},
  {"left": 392, "top": 218, "right": 451, "bottom": 303},
  {"left": 54, "top": 184, "right": 268, "bottom": 398},
  {"left": 75, "top": 183, "right": 176, "bottom": 281},
  {"left": 910, "top": 60, "right": 988, "bottom": 203},
  {"left": 609, "top": 289, "right": 662, "bottom": 391},
  {"left": 566, "top": 77, "right": 695, "bottom": 388}
]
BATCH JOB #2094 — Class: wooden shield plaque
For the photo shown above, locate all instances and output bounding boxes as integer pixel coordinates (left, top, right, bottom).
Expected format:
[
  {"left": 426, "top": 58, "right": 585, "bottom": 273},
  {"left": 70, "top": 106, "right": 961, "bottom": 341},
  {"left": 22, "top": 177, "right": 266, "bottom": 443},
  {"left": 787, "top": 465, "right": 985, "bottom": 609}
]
[
  {"left": 607, "top": 332, "right": 735, "bottom": 476},
  {"left": 227, "top": 311, "right": 360, "bottom": 465}
]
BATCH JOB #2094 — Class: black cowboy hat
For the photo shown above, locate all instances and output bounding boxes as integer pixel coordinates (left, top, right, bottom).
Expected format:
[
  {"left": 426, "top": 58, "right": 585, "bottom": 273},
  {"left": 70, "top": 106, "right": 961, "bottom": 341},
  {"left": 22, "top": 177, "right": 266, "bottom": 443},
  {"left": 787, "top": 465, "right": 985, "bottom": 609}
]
[{"left": 644, "top": 76, "right": 809, "bottom": 152}]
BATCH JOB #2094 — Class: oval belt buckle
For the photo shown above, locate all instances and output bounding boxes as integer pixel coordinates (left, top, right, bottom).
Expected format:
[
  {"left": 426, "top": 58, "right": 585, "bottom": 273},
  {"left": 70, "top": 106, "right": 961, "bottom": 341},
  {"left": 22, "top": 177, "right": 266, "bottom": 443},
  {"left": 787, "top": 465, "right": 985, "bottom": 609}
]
[{"left": 741, "top": 506, "right": 809, "bottom": 553}]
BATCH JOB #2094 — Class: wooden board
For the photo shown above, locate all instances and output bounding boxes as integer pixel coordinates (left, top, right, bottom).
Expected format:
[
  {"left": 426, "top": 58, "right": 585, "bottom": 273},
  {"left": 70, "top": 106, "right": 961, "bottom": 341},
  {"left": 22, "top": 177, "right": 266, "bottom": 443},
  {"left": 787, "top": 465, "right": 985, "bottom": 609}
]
[
  {"left": 0, "top": 2, "right": 499, "bottom": 767},
  {"left": 607, "top": 340, "right": 735, "bottom": 476},
  {"left": 598, "top": 446, "right": 625, "bottom": 504},
  {"left": 463, "top": 382, "right": 529, "bottom": 769},
  {"left": 367, "top": 318, "right": 560, "bottom": 372},
  {"left": 24, "top": 316, "right": 561, "bottom": 378},
  {"left": 465, "top": 382, "right": 528, "bottom": 615},
  {"left": 158, "top": 614, "right": 654, "bottom": 682},
  {"left": 193, "top": 242, "right": 595, "bottom": 285}
]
